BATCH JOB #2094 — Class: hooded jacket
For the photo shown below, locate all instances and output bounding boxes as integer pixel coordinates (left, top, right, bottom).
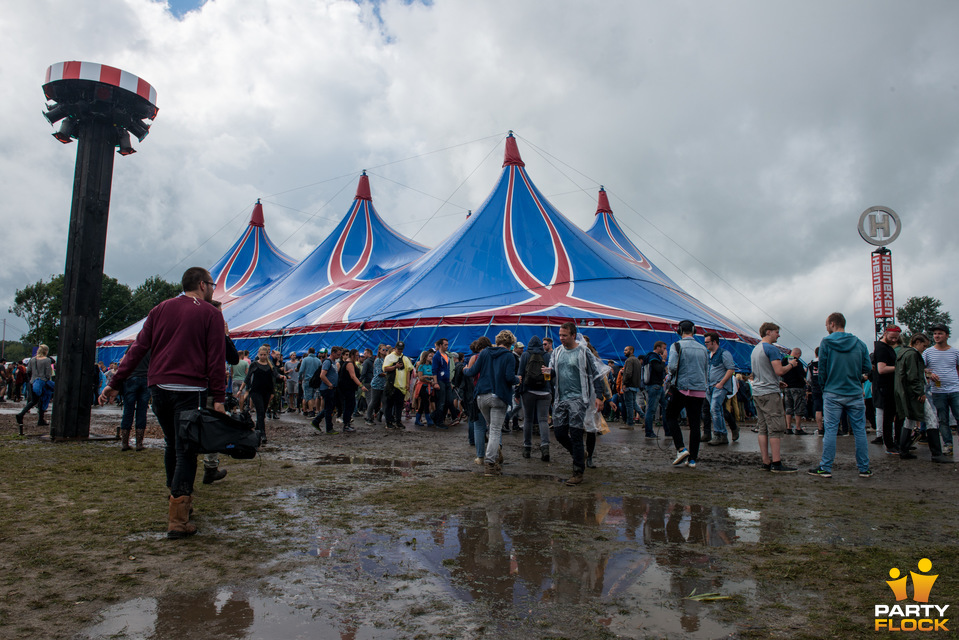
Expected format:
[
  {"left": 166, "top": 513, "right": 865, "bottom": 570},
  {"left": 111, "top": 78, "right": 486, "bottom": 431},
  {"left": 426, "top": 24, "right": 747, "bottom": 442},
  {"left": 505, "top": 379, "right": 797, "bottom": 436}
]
[
  {"left": 644, "top": 351, "right": 666, "bottom": 386},
  {"left": 463, "top": 345, "right": 519, "bottom": 405},
  {"left": 894, "top": 346, "right": 926, "bottom": 421},
  {"left": 818, "top": 331, "right": 871, "bottom": 396}
]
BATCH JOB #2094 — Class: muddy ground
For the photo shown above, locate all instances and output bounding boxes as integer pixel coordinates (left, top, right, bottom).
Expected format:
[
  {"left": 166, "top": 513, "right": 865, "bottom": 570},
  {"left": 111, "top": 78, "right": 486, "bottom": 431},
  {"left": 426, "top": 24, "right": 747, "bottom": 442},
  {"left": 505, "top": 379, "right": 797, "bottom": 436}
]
[{"left": 1, "top": 401, "right": 958, "bottom": 640}]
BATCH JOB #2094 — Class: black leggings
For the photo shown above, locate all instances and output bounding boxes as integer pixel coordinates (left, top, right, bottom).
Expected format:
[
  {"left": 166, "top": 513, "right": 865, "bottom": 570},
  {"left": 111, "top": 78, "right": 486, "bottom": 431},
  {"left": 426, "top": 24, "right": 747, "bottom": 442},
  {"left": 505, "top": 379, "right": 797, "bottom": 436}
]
[
  {"left": 341, "top": 388, "right": 357, "bottom": 427},
  {"left": 385, "top": 386, "right": 405, "bottom": 425},
  {"left": 250, "top": 392, "right": 270, "bottom": 438}
]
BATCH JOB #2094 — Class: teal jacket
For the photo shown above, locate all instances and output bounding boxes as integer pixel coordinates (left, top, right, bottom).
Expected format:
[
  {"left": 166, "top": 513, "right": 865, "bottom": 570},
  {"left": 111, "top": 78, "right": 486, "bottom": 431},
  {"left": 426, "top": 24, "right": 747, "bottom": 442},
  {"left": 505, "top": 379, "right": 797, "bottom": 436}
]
[{"left": 818, "top": 331, "right": 871, "bottom": 396}]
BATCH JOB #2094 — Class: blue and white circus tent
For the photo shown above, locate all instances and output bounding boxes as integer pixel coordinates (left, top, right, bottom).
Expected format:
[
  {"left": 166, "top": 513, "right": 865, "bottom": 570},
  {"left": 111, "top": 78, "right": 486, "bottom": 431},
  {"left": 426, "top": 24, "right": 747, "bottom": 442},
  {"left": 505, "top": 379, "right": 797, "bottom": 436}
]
[
  {"left": 208, "top": 199, "right": 297, "bottom": 306},
  {"left": 585, "top": 187, "right": 684, "bottom": 291},
  {"left": 224, "top": 171, "right": 429, "bottom": 352},
  {"left": 229, "top": 134, "right": 758, "bottom": 366},
  {"left": 96, "top": 200, "right": 296, "bottom": 363}
]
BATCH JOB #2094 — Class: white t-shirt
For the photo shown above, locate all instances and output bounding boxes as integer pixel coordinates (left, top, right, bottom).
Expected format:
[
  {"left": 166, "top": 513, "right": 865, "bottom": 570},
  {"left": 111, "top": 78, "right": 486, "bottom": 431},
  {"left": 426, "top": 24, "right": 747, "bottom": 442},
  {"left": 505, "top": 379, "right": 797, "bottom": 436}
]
[{"left": 924, "top": 346, "right": 959, "bottom": 394}]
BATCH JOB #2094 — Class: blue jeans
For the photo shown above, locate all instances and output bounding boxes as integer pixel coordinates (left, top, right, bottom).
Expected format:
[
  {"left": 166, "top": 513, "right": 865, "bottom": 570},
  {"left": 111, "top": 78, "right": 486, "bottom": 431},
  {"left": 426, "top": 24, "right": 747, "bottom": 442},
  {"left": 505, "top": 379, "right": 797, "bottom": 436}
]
[
  {"left": 477, "top": 393, "right": 507, "bottom": 463},
  {"left": 120, "top": 376, "right": 151, "bottom": 432},
  {"left": 644, "top": 385, "right": 664, "bottom": 435},
  {"left": 930, "top": 392, "right": 959, "bottom": 448},
  {"left": 819, "top": 392, "right": 870, "bottom": 473},
  {"left": 470, "top": 413, "right": 487, "bottom": 458},
  {"left": 623, "top": 387, "right": 639, "bottom": 425},
  {"left": 317, "top": 388, "right": 338, "bottom": 432},
  {"left": 707, "top": 386, "right": 728, "bottom": 435}
]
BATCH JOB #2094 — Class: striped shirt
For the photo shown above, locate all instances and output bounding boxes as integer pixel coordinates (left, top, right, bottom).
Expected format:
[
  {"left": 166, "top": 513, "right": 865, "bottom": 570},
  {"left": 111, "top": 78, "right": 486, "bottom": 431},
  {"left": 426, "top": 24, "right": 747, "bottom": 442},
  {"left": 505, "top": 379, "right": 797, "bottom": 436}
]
[{"left": 923, "top": 346, "right": 959, "bottom": 394}]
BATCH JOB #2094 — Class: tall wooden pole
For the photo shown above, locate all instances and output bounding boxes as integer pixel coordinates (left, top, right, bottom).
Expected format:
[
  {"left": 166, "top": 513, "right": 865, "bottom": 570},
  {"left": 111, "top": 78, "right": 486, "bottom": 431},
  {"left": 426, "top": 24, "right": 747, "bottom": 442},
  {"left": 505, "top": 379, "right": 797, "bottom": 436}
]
[
  {"left": 41, "top": 61, "right": 158, "bottom": 440},
  {"left": 50, "top": 119, "right": 117, "bottom": 439}
]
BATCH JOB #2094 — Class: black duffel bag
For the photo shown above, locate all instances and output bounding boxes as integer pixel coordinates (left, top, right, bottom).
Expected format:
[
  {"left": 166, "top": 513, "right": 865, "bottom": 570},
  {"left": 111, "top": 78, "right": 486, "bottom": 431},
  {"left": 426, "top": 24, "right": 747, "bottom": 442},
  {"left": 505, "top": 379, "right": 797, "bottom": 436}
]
[{"left": 178, "top": 408, "right": 260, "bottom": 459}]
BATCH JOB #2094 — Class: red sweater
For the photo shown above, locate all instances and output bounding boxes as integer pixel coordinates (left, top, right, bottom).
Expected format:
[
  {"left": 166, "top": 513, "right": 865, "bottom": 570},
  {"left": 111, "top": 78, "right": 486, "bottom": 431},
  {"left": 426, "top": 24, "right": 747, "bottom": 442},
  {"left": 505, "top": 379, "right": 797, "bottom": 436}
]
[{"left": 114, "top": 295, "right": 226, "bottom": 402}]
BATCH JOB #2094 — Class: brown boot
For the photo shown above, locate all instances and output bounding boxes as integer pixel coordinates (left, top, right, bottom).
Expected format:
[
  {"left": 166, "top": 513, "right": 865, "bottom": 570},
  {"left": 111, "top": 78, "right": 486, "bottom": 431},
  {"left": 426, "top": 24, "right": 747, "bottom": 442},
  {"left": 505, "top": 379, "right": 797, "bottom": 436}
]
[
  {"left": 565, "top": 471, "right": 584, "bottom": 486},
  {"left": 167, "top": 495, "right": 197, "bottom": 539},
  {"left": 120, "top": 429, "right": 132, "bottom": 451},
  {"left": 134, "top": 429, "right": 145, "bottom": 451}
]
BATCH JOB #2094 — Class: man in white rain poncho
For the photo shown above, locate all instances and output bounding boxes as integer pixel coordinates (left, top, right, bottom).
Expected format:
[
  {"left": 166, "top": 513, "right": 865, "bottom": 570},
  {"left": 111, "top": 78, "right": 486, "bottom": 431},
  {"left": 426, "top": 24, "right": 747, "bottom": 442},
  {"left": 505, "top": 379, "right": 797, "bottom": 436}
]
[{"left": 550, "top": 322, "right": 608, "bottom": 486}]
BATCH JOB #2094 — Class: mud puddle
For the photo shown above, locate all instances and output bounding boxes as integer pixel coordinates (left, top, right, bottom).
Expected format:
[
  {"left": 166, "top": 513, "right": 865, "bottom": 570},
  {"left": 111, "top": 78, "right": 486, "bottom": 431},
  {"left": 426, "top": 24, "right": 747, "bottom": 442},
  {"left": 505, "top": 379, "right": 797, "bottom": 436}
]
[{"left": 85, "top": 494, "right": 769, "bottom": 638}]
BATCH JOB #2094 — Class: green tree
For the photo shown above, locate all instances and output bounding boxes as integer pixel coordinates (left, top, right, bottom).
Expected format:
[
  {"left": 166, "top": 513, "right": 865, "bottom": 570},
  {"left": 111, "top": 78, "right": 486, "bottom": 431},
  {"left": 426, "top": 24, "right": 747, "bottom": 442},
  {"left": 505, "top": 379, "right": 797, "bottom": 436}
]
[
  {"left": 96, "top": 276, "right": 135, "bottom": 338},
  {"left": 1, "top": 341, "right": 32, "bottom": 363},
  {"left": 896, "top": 296, "right": 952, "bottom": 340},
  {"left": 10, "top": 277, "right": 59, "bottom": 347},
  {"left": 11, "top": 274, "right": 154, "bottom": 351},
  {"left": 131, "top": 275, "right": 181, "bottom": 318}
]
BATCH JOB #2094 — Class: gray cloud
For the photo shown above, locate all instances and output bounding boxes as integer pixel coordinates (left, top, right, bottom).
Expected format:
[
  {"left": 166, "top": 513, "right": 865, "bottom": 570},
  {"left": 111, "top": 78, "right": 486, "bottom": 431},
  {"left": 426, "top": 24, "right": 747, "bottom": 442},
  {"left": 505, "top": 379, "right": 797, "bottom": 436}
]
[{"left": 3, "top": 0, "right": 957, "bottom": 353}]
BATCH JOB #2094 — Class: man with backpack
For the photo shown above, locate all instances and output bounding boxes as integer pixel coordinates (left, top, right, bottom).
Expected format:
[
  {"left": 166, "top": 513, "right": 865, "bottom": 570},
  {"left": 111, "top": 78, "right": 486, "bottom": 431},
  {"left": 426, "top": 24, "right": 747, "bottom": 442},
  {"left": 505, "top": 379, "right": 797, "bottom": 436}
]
[
  {"left": 298, "top": 348, "right": 321, "bottom": 417},
  {"left": 665, "top": 321, "right": 709, "bottom": 468},
  {"left": 517, "top": 335, "right": 552, "bottom": 461},
  {"left": 311, "top": 346, "right": 342, "bottom": 433}
]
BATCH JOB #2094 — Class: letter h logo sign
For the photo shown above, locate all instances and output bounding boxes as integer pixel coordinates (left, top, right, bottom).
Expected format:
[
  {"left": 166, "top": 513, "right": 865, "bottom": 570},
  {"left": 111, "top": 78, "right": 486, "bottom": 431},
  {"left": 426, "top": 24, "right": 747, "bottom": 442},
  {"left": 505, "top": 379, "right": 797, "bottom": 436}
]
[{"left": 869, "top": 213, "right": 891, "bottom": 239}]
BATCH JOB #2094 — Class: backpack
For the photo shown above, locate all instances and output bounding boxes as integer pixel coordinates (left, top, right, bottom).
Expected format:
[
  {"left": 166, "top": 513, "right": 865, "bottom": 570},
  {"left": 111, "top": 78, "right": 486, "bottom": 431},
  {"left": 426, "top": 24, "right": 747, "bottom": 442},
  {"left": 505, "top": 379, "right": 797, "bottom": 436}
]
[
  {"left": 642, "top": 362, "right": 652, "bottom": 385},
  {"left": 309, "top": 362, "right": 325, "bottom": 389},
  {"left": 525, "top": 352, "right": 546, "bottom": 390}
]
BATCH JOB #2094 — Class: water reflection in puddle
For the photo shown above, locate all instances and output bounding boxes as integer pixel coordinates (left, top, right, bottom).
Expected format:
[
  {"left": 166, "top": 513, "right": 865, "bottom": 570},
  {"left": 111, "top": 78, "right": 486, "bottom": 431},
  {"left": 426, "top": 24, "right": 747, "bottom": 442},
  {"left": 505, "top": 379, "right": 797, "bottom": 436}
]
[
  {"left": 77, "top": 587, "right": 385, "bottom": 640},
  {"left": 84, "top": 496, "right": 763, "bottom": 638},
  {"left": 323, "top": 496, "right": 762, "bottom": 637}
]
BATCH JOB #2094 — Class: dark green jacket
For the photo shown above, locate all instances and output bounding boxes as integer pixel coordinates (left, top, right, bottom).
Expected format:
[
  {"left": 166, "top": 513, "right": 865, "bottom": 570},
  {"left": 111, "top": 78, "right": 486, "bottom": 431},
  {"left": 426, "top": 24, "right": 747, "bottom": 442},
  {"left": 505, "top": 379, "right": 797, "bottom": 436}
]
[{"left": 894, "top": 346, "right": 926, "bottom": 421}]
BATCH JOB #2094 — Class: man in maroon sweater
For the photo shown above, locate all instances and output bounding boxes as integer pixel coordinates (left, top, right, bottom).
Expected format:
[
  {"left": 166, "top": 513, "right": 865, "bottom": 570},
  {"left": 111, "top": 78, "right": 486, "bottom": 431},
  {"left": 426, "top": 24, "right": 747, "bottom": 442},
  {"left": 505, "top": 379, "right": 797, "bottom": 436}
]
[{"left": 100, "top": 267, "right": 226, "bottom": 539}]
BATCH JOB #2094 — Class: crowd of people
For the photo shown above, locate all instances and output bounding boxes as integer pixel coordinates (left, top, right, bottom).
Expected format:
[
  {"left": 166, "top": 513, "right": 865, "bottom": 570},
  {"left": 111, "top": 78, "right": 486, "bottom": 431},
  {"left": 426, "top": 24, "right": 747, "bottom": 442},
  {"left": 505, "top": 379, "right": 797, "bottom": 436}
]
[
  {"left": 194, "top": 313, "right": 959, "bottom": 484},
  {"left": 6, "top": 267, "right": 957, "bottom": 539}
]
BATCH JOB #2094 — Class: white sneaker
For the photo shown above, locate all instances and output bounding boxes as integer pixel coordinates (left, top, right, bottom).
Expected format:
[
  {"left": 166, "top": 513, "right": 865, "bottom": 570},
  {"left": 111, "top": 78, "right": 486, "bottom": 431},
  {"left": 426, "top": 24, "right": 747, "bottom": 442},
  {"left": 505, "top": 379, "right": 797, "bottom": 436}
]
[
  {"left": 686, "top": 459, "right": 697, "bottom": 468},
  {"left": 672, "top": 448, "right": 690, "bottom": 466},
  {"left": 473, "top": 457, "right": 482, "bottom": 465}
]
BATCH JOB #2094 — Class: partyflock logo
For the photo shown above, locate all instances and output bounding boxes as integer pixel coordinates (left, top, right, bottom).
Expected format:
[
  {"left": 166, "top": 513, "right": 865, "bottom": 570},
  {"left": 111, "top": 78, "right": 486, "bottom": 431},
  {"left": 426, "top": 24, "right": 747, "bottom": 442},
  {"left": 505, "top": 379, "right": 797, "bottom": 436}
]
[{"left": 875, "top": 558, "right": 949, "bottom": 631}]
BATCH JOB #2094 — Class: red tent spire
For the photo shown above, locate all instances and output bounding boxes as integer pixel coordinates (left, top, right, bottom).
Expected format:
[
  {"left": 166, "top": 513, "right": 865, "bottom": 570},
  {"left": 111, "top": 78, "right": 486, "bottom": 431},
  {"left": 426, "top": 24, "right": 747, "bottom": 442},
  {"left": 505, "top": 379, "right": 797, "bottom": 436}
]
[
  {"left": 502, "top": 131, "right": 525, "bottom": 168},
  {"left": 595, "top": 186, "right": 612, "bottom": 215},
  {"left": 355, "top": 170, "right": 372, "bottom": 201},
  {"left": 250, "top": 198, "right": 264, "bottom": 227}
]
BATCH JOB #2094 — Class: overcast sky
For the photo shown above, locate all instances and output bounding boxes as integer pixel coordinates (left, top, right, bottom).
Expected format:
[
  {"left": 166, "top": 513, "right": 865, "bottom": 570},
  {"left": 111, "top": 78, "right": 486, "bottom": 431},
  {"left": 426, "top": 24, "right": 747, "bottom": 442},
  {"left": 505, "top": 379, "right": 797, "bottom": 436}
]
[{"left": 3, "top": 0, "right": 958, "bottom": 354}]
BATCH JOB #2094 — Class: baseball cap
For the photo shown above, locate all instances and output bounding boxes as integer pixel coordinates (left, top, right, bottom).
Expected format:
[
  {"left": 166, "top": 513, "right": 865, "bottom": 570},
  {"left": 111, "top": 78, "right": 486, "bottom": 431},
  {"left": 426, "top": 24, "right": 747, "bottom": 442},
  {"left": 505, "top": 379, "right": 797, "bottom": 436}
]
[
  {"left": 929, "top": 323, "right": 950, "bottom": 335},
  {"left": 318, "top": 347, "right": 329, "bottom": 354}
]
